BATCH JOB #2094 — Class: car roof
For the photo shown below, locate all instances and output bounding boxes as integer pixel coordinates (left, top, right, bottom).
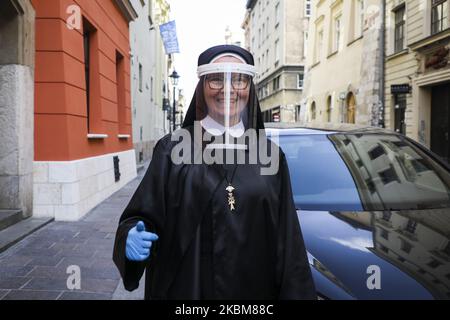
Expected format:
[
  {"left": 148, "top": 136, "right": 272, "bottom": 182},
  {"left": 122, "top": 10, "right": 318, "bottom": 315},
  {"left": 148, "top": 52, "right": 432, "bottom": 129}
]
[{"left": 264, "top": 122, "right": 396, "bottom": 135}]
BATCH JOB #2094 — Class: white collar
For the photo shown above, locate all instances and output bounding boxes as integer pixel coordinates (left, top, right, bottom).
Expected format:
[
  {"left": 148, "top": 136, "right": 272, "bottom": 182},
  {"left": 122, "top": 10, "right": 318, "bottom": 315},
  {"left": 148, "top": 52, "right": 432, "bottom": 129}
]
[{"left": 200, "top": 115, "right": 245, "bottom": 138}]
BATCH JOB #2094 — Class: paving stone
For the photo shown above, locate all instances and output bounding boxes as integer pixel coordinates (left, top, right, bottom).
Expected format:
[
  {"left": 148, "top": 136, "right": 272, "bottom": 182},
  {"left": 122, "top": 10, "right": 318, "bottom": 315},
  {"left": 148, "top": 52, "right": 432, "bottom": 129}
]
[
  {"left": 2, "top": 289, "right": 61, "bottom": 300},
  {"left": 26, "top": 255, "right": 64, "bottom": 267},
  {"left": 0, "top": 277, "right": 31, "bottom": 289},
  {"left": 58, "top": 291, "right": 112, "bottom": 300},
  {"left": 26, "top": 266, "right": 67, "bottom": 279},
  {"left": 22, "top": 277, "right": 68, "bottom": 291},
  {"left": 0, "top": 265, "right": 34, "bottom": 278},
  {"left": 77, "top": 278, "right": 118, "bottom": 294},
  {"left": 0, "top": 161, "right": 149, "bottom": 299},
  {"left": 0, "top": 289, "right": 10, "bottom": 299},
  {"left": 0, "top": 255, "right": 33, "bottom": 267}
]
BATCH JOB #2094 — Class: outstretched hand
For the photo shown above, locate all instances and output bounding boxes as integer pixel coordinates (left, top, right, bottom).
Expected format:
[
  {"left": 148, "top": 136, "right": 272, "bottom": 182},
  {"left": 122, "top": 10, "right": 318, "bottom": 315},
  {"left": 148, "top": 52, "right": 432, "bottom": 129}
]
[{"left": 125, "top": 221, "right": 159, "bottom": 261}]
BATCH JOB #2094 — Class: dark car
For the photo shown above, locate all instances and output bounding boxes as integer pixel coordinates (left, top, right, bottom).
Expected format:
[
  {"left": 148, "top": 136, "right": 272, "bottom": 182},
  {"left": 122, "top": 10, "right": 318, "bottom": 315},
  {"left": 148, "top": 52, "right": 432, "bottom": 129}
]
[{"left": 266, "top": 122, "right": 450, "bottom": 300}]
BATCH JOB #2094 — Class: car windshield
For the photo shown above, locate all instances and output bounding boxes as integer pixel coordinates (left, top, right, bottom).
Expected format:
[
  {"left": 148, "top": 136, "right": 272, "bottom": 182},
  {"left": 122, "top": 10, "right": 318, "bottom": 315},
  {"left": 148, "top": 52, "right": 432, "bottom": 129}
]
[{"left": 276, "top": 133, "right": 450, "bottom": 211}]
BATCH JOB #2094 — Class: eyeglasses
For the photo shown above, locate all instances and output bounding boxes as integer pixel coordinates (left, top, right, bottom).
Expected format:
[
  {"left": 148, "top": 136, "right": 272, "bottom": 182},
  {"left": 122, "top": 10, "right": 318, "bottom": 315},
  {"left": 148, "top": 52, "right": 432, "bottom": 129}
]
[{"left": 205, "top": 74, "right": 251, "bottom": 90}]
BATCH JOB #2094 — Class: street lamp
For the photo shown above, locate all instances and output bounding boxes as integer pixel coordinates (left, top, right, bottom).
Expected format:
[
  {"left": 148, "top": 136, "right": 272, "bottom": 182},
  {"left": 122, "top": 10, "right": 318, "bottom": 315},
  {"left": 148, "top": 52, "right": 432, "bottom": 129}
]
[{"left": 169, "top": 70, "right": 180, "bottom": 132}]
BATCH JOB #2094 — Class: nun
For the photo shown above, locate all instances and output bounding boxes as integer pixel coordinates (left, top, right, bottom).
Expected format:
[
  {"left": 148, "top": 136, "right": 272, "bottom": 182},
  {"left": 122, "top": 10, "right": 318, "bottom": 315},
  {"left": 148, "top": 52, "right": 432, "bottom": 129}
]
[{"left": 113, "top": 45, "right": 316, "bottom": 300}]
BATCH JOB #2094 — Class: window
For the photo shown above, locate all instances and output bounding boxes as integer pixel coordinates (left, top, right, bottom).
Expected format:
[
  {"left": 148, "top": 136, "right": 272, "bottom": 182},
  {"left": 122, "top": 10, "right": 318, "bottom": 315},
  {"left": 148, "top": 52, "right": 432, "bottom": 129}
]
[
  {"left": 394, "top": 94, "right": 407, "bottom": 134},
  {"left": 431, "top": 0, "right": 448, "bottom": 35},
  {"left": 258, "top": 28, "right": 262, "bottom": 47},
  {"left": 116, "top": 51, "right": 126, "bottom": 133},
  {"left": 326, "top": 96, "right": 332, "bottom": 122},
  {"left": 83, "top": 17, "right": 98, "bottom": 133},
  {"left": 428, "top": 258, "right": 442, "bottom": 269},
  {"left": 83, "top": 21, "right": 92, "bottom": 132},
  {"left": 305, "top": 0, "right": 312, "bottom": 17},
  {"left": 298, "top": 73, "right": 304, "bottom": 89},
  {"left": 262, "top": 23, "right": 265, "bottom": 42},
  {"left": 311, "top": 102, "right": 316, "bottom": 120},
  {"left": 380, "top": 228, "right": 389, "bottom": 240},
  {"left": 354, "top": 0, "right": 365, "bottom": 38},
  {"left": 401, "top": 239, "right": 412, "bottom": 254},
  {"left": 139, "top": 63, "right": 143, "bottom": 92},
  {"left": 444, "top": 241, "right": 450, "bottom": 256},
  {"left": 334, "top": 15, "right": 342, "bottom": 52},
  {"left": 405, "top": 219, "right": 418, "bottom": 234},
  {"left": 315, "top": 29, "right": 323, "bottom": 63},
  {"left": 150, "top": 76, "right": 154, "bottom": 102},
  {"left": 266, "top": 17, "right": 270, "bottom": 38},
  {"left": 266, "top": 49, "right": 269, "bottom": 70},
  {"left": 382, "top": 211, "right": 392, "bottom": 221},
  {"left": 303, "top": 31, "right": 309, "bottom": 58},
  {"left": 368, "top": 145, "right": 386, "bottom": 160},
  {"left": 262, "top": 53, "right": 265, "bottom": 72},
  {"left": 379, "top": 165, "right": 399, "bottom": 185},
  {"left": 273, "top": 76, "right": 280, "bottom": 91},
  {"left": 296, "top": 105, "right": 302, "bottom": 121},
  {"left": 275, "top": 2, "right": 280, "bottom": 26},
  {"left": 275, "top": 39, "right": 280, "bottom": 62},
  {"left": 394, "top": 5, "right": 406, "bottom": 53}
]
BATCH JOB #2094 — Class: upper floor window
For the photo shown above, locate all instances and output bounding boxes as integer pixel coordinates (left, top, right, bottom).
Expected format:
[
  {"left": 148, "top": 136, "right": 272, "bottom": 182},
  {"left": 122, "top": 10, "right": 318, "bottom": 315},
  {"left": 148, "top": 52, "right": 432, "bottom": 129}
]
[
  {"left": 431, "top": 0, "right": 448, "bottom": 35},
  {"left": 298, "top": 73, "right": 304, "bottom": 89},
  {"left": 275, "top": 39, "right": 280, "bottom": 62},
  {"left": 305, "top": 0, "right": 312, "bottom": 17},
  {"left": 333, "top": 15, "right": 342, "bottom": 52},
  {"left": 355, "top": 0, "right": 365, "bottom": 38},
  {"left": 275, "top": 2, "right": 280, "bottom": 26},
  {"left": 315, "top": 29, "right": 324, "bottom": 63},
  {"left": 394, "top": 5, "right": 406, "bottom": 53},
  {"left": 303, "top": 31, "right": 309, "bottom": 58}
]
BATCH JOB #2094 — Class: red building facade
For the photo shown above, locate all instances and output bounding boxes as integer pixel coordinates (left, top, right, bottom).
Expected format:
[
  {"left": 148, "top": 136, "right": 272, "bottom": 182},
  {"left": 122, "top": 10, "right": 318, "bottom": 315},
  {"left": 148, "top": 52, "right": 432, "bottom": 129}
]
[{"left": 32, "top": 0, "right": 137, "bottom": 221}]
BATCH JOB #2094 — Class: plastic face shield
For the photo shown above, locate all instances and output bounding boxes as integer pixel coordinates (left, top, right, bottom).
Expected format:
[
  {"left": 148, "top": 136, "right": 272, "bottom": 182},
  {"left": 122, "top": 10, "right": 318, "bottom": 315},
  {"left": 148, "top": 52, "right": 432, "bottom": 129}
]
[{"left": 197, "top": 62, "right": 257, "bottom": 150}]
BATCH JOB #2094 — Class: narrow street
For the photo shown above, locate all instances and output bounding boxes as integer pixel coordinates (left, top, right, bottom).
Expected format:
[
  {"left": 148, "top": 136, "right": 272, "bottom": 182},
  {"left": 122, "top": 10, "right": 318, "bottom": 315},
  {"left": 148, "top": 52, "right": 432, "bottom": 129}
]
[{"left": 0, "top": 165, "right": 148, "bottom": 300}]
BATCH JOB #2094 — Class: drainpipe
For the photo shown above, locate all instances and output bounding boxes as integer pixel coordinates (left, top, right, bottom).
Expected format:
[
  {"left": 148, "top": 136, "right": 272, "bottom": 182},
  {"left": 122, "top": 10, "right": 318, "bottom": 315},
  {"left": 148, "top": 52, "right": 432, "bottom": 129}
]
[{"left": 379, "top": 0, "right": 386, "bottom": 128}]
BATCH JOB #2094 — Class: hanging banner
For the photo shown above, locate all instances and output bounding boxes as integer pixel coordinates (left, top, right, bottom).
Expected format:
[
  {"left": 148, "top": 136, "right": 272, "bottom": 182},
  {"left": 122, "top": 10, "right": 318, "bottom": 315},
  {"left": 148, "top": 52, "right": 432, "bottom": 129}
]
[{"left": 159, "top": 20, "right": 180, "bottom": 54}]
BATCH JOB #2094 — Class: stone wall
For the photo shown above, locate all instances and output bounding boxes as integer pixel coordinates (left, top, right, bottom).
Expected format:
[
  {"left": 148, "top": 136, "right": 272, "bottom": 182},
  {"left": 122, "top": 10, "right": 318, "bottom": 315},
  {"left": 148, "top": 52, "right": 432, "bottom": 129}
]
[
  {"left": 33, "top": 149, "right": 137, "bottom": 221},
  {"left": 0, "top": 0, "right": 35, "bottom": 217}
]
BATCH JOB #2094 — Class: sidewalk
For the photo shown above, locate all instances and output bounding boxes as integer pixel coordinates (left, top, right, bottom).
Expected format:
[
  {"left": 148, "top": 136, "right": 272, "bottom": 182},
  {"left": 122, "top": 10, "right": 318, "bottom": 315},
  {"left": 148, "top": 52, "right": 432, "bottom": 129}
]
[{"left": 0, "top": 162, "right": 149, "bottom": 300}]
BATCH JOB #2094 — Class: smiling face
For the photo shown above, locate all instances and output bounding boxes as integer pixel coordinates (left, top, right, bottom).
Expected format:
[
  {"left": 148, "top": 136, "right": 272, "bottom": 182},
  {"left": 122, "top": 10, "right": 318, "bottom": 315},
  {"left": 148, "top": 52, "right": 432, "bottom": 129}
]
[{"left": 203, "top": 55, "right": 251, "bottom": 126}]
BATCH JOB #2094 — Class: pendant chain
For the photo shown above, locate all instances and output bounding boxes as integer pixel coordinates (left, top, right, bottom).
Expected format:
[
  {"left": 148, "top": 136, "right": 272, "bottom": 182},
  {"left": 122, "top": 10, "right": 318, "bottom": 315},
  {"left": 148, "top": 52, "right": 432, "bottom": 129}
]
[{"left": 215, "top": 164, "right": 238, "bottom": 212}]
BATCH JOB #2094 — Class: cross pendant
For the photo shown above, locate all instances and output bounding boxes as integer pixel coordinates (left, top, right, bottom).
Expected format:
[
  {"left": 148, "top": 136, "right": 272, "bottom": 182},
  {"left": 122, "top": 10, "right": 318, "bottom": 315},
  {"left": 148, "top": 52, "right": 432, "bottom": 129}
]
[{"left": 226, "top": 185, "right": 236, "bottom": 211}]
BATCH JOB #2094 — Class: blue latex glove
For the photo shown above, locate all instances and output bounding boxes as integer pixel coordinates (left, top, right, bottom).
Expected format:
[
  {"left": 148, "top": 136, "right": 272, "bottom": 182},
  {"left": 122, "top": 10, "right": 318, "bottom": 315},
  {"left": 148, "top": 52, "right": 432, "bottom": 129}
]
[{"left": 125, "top": 221, "right": 159, "bottom": 261}]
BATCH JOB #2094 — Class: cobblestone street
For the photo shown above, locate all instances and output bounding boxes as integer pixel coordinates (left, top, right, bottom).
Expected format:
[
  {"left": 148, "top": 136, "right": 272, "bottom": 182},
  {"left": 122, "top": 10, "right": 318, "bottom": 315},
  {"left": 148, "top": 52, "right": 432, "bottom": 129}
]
[{"left": 0, "top": 165, "right": 148, "bottom": 300}]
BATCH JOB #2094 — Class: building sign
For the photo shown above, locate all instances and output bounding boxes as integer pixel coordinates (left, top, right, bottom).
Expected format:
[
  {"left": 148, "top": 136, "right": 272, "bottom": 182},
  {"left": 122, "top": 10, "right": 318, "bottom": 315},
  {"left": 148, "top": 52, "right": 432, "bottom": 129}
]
[
  {"left": 159, "top": 20, "right": 180, "bottom": 55},
  {"left": 391, "top": 84, "right": 411, "bottom": 94}
]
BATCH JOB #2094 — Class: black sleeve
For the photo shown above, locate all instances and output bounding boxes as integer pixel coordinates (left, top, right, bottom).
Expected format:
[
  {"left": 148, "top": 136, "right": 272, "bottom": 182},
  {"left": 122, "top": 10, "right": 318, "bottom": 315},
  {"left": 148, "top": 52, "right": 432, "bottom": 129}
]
[
  {"left": 276, "top": 151, "right": 317, "bottom": 300},
  {"left": 112, "top": 135, "right": 171, "bottom": 291}
]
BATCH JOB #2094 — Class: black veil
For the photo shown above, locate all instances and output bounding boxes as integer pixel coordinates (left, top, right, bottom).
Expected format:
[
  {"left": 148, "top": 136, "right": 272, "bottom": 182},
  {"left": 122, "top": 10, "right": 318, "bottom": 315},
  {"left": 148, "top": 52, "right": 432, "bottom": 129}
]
[{"left": 181, "top": 45, "right": 265, "bottom": 135}]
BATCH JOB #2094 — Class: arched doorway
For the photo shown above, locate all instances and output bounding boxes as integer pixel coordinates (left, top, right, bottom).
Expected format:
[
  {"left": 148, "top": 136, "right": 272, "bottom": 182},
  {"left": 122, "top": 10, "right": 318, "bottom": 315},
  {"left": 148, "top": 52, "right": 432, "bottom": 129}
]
[
  {"left": 0, "top": 0, "right": 35, "bottom": 221},
  {"left": 346, "top": 92, "right": 356, "bottom": 124},
  {"left": 326, "top": 96, "right": 332, "bottom": 122},
  {"left": 310, "top": 101, "right": 316, "bottom": 121}
]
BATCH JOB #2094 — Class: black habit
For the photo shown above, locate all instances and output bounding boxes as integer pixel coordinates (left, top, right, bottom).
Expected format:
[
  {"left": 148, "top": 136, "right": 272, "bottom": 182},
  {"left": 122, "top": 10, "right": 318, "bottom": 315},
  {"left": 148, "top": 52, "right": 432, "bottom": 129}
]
[{"left": 112, "top": 45, "right": 316, "bottom": 300}]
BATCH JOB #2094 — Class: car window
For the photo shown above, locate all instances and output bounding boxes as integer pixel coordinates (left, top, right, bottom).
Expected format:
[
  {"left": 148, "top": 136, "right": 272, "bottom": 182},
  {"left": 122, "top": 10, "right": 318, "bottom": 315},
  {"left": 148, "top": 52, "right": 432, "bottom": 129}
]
[
  {"left": 329, "top": 134, "right": 450, "bottom": 211},
  {"left": 276, "top": 134, "right": 363, "bottom": 211},
  {"left": 275, "top": 133, "right": 450, "bottom": 211}
]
